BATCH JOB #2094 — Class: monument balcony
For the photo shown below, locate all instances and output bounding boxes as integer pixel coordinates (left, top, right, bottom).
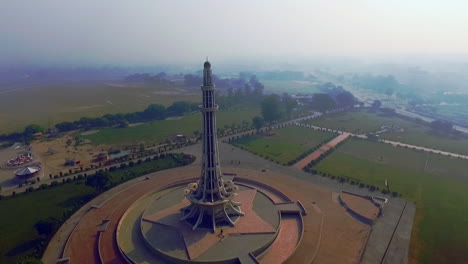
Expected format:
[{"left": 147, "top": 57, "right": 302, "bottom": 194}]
[
  {"left": 200, "top": 105, "right": 219, "bottom": 112},
  {"left": 201, "top": 85, "right": 216, "bottom": 91}
]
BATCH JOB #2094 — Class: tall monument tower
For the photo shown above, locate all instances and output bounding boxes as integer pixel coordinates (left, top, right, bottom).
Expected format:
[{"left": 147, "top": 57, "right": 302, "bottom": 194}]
[{"left": 181, "top": 60, "right": 244, "bottom": 232}]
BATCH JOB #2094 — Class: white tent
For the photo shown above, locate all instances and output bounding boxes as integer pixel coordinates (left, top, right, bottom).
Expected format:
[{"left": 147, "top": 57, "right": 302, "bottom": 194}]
[{"left": 15, "top": 166, "right": 40, "bottom": 177}]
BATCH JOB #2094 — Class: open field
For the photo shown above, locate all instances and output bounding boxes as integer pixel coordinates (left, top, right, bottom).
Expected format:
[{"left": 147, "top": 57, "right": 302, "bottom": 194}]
[
  {"left": 261, "top": 80, "right": 322, "bottom": 94},
  {"left": 314, "top": 139, "right": 468, "bottom": 264},
  {"left": 0, "top": 154, "right": 190, "bottom": 263},
  {"left": 0, "top": 81, "right": 199, "bottom": 134},
  {"left": 232, "top": 126, "right": 334, "bottom": 164},
  {"left": 84, "top": 108, "right": 260, "bottom": 145},
  {"left": 302, "top": 110, "right": 468, "bottom": 155}
]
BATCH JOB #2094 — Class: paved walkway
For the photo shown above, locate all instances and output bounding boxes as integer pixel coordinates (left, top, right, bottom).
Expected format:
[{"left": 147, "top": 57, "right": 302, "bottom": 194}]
[{"left": 293, "top": 132, "right": 350, "bottom": 169}]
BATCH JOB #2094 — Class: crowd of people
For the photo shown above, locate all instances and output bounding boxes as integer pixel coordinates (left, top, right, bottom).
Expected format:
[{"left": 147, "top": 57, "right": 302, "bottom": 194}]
[{"left": 6, "top": 152, "right": 33, "bottom": 167}]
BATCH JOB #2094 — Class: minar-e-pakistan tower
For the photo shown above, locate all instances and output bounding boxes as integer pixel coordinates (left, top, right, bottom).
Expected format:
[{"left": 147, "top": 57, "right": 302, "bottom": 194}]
[{"left": 181, "top": 60, "right": 244, "bottom": 232}]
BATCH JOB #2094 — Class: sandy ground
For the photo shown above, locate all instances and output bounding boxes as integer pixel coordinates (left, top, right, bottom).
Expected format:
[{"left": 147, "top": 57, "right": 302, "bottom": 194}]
[{"left": 30, "top": 135, "right": 107, "bottom": 177}]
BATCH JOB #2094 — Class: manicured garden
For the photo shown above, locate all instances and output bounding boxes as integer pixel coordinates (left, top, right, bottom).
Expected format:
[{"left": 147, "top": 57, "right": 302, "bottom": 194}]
[
  {"left": 302, "top": 110, "right": 468, "bottom": 155},
  {"left": 232, "top": 126, "right": 335, "bottom": 165},
  {"left": 312, "top": 139, "right": 468, "bottom": 264}
]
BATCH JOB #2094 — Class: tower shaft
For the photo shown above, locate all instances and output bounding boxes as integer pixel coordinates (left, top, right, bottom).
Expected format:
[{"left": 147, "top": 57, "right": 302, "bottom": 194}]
[{"left": 181, "top": 60, "right": 243, "bottom": 232}]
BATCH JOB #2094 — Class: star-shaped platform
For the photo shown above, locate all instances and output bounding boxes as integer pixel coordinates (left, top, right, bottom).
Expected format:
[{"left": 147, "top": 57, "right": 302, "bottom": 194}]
[{"left": 142, "top": 189, "right": 276, "bottom": 260}]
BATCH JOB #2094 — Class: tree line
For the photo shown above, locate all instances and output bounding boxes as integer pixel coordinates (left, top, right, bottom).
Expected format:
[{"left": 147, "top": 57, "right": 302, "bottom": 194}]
[
  {"left": 55, "top": 101, "right": 199, "bottom": 132},
  {"left": 0, "top": 101, "right": 199, "bottom": 143}
]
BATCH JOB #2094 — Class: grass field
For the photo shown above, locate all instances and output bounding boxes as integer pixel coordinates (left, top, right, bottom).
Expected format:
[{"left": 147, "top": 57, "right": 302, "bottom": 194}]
[
  {"left": 0, "top": 184, "right": 96, "bottom": 263},
  {"left": 0, "top": 154, "right": 191, "bottom": 263},
  {"left": 0, "top": 81, "right": 200, "bottom": 134},
  {"left": 84, "top": 108, "right": 260, "bottom": 145},
  {"left": 232, "top": 126, "right": 334, "bottom": 164},
  {"left": 302, "top": 110, "right": 468, "bottom": 155},
  {"left": 314, "top": 139, "right": 468, "bottom": 264}
]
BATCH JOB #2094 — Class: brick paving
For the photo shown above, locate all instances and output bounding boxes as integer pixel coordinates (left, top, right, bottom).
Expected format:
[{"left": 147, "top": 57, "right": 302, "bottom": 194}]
[{"left": 293, "top": 132, "right": 350, "bottom": 169}]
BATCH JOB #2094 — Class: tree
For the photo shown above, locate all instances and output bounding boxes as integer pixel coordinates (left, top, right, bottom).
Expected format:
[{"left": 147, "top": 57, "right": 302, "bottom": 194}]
[
  {"left": 385, "top": 87, "right": 394, "bottom": 98},
  {"left": 371, "top": 100, "right": 382, "bottom": 109},
  {"left": 23, "top": 124, "right": 43, "bottom": 135},
  {"left": 261, "top": 94, "right": 282, "bottom": 123},
  {"left": 252, "top": 116, "right": 264, "bottom": 132},
  {"left": 55, "top": 121, "right": 76, "bottom": 132},
  {"left": 243, "top": 84, "right": 252, "bottom": 97},
  {"left": 35, "top": 217, "right": 59, "bottom": 237},
  {"left": 166, "top": 101, "right": 192, "bottom": 116},
  {"left": 311, "top": 93, "right": 336, "bottom": 112},
  {"left": 74, "top": 136, "right": 83, "bottom": 146},
  {"left": 86, "top": 171, "right": 110, "bottom": 191},
  {"left": 281, "top": 93, "right": 297, "bottom": 118},
  {"left": 430, "top": 119, "right": 453, "bottom": 133},
  {"left": 143, "top": 104, "right": 166, "bottom": 120},
  {"left": 193, "top": 130, "right": 200, "bottom": 139},
  {"left": 335, "top": 91, "right": 356, "bottom": 106}
]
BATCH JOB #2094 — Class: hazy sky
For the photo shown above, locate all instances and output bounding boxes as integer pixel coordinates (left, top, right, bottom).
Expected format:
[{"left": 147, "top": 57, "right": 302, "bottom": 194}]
[{"left": 1, "top": 0, "right": 468, "bottom": 65}]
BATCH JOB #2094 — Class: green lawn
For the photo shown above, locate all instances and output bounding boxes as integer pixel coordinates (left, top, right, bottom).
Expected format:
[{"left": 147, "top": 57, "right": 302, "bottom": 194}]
[
  {"left": 84, "top": 108, "right": 259, "bottom": 145},
  {"left": 0, "top": 184, "right": 96, "bottom": 264},
  {"left": 232, "top": 126, "right": 335, "bottom": 164},
  {"left": 302, "top": 110, "right": 468, "bottom": 155},
  {"left": 314, "top": 139, "right": 468, "bottom": 264},
  {"left": 0, "top": 154, "right": 192, "bottom": 264}
]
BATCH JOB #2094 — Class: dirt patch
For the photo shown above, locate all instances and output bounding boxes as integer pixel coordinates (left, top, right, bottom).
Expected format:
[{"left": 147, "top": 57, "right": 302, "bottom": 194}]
[
  {"left": 31, "top": 135, "right": 108, "bottom": 176},
  {"left": 80, "top": 130, "right": 100, "bottom": 136},
  {"left": 128, "top": 122, "right": 144, "bottom": 127},
  {"left": 165, "top": 116, "right": 184, "bottom": 120}
]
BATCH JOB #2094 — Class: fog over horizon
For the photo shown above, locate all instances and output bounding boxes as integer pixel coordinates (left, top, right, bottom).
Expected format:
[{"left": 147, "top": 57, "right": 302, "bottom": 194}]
[{"left": 1, "top": 0, "right": 468, "bottom": 67}]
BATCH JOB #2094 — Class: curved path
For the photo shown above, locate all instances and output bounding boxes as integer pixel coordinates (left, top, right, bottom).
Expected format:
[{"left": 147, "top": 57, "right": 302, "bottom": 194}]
[
  {"left": 57, "top": 165, "right": 371, "bottom": 264},
  {"left": 63, "top": 167, "right": 199, "bottom": 264}
]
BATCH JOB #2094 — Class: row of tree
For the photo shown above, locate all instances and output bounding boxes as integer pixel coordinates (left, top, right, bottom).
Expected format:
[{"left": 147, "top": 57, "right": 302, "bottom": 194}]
[
  {"left": 124, "top": 72, "right": 173, "bottom": 86},
  {"left": 55, "top": 101, "right": 199, "bottom": 132},
  {"left": 0, "top": 101, "right": 200, "bottom": 143},
  {"left": 0, "top": 124, "right": 44, "bottom": 144}
]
